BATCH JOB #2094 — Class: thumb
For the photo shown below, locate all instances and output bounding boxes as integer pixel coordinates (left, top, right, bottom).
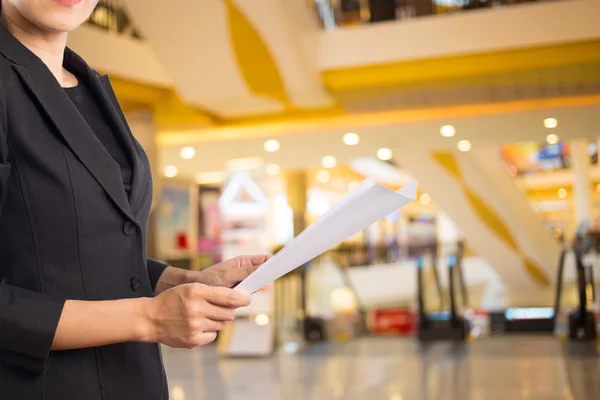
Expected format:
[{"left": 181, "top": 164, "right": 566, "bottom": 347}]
[
  {"left": 227, "top": 264, "right": 257, "bottom": 284},
  {"left": 248, "top": 254, "right": 271, "bottom": 266}
]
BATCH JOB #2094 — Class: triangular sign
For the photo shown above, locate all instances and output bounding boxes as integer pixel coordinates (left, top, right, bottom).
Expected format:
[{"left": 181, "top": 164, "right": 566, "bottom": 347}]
[{"left": 219, "top": 172, "right": 268, "bottom": 215}]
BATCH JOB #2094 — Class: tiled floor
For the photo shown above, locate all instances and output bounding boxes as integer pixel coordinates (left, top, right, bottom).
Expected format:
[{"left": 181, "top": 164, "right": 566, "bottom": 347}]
[{"left": 162, "top": 336, "right": 600, "bottom": 400}]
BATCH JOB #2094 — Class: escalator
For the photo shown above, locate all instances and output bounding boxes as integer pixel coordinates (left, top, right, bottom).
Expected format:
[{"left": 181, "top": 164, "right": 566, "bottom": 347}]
[
  {"left": 553, "top": 239, "right": 598, "bottom": 341},
  {"left": 417, "top": 244, "right": 470, "bottom": 341}
]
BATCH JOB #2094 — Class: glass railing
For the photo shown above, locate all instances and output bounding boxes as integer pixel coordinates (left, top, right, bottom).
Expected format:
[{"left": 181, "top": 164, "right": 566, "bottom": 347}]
[
  {"left": 85, "top": 0, "right": 143, "bottom": 39},
  {"left": 313, "top": 0, "right": 563, "bottom": 29}
]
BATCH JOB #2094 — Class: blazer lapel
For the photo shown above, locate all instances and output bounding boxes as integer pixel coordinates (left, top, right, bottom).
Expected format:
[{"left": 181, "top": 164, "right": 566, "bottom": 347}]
[
  {"left": 64, "top": 48, "right": 148, "bottom": 216},
  {"left": 12, "top": 59, "right": 136, "bottom": 223},
  {"left": 94, "top": 73, "right": 148, "bottom": 215}
]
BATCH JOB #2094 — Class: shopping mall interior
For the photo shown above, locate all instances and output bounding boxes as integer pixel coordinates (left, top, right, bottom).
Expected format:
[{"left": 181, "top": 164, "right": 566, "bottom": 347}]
[{"left": 70, "top": 0, "right": 600, "bottom": 398}]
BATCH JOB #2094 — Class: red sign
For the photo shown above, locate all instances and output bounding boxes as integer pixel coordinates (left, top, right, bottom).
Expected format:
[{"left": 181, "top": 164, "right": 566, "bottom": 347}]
[
  {"left": 370, "top": 309, "right": 416, "bottom": 335},
  {"left": 176, "top": 232, "right": 188, "bottom": 250}
]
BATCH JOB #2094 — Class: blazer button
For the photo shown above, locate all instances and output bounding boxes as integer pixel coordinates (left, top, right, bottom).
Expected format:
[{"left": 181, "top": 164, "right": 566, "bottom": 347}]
[
  {"left": 130, "top": 276, "right": 141, "bottom": 292},
  {"left": 123, "top": 221, "right": 136, "bottom": 236}
]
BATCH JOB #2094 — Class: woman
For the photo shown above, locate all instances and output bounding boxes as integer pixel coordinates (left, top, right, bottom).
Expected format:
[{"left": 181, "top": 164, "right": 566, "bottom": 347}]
[{"left": 0, "top": 1, "right": 267, "bottom": 399}]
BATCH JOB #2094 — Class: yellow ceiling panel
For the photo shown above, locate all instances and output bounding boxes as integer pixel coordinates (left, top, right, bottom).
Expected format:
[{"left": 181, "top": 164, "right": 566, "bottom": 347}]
[{"left": 323, "top": 40, "right": 600, "bottom": 92}]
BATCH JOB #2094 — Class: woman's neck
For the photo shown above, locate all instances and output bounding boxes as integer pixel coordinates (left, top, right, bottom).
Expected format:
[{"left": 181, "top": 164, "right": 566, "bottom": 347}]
[{"left": 1, "top": 10, "right": 73, "bottom": 86}]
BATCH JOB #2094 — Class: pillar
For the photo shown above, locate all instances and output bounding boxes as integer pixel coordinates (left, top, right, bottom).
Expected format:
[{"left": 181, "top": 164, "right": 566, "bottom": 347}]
[
  {"left": 273, "top": 170, "right": 309, "bottom": 351},
  {"left": 570, "top": 139, "right": 592, "bottom": 232},
  {"left": 286, "top": 170, "right": 308, "bottom": 236}
]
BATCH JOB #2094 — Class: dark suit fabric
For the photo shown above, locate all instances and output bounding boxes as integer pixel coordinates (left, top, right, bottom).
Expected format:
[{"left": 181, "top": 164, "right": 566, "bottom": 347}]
[{"left": 0, "top": 25, "right": 169, "bottom": 400}]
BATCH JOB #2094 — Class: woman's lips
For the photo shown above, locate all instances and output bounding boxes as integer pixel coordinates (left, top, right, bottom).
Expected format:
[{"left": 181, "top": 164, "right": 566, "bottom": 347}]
[{"left": 54, "top": 0, "right": 83, "bottom": 6}]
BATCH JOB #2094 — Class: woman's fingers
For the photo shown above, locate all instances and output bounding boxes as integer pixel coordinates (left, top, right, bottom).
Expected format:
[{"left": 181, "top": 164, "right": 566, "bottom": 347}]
[
  {"left": 186, "top": 332, "right": 218, "bottom": 348},
  {"left": 204, "top": 304, "right": 236, "bottom": 322},
  {"left": 202, "top": 319, "right": 226, "bottom": 333},
  {"left": 199, "top": 285, "right": 251, "bottom": 308}
]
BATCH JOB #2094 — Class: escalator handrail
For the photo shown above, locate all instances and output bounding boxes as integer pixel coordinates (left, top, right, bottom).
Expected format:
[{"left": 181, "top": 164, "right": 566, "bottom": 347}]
[
  {"left": 417, "top": 255, "right": 426, "bottom": 321},
  {"left": 574, "top": 251, "right": 589, "bottom": 326},
  {"left": 456, "top": 242, "right": 469, "bottom": 309},
  {"left": 448, "top": 255, "right": 458, "bottom": 323},
  {"left": 553, "top": 247, "right": 591, "bottom": 330},
  {"left": 552, "top": 249, "right": 568, "bottom": 325}
]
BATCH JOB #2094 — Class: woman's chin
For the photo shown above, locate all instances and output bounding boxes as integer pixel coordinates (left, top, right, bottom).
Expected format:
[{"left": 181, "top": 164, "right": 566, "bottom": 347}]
[
  {"left": 24, "top": 2, "right": 93, "bottom": 34},
  {"left": 35, "top": 15, "right": 85, "bottom": 34}
]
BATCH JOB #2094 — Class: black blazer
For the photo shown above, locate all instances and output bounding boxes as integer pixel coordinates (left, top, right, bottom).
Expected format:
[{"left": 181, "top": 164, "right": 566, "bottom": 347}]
[{"left": 0, "top": 26, "right": 169, "bottom": 400}]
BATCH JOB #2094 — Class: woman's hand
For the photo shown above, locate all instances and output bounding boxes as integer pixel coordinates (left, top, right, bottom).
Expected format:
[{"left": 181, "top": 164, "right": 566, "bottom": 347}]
[
  {"left": 193, "top": 255, "right": 270, "bottom": 288},
  {"left": 142, "top": 283, "right": 250, "bottom": 348},
  {"left": 155, "top": 255, "right": 270, "bottom": 294}
]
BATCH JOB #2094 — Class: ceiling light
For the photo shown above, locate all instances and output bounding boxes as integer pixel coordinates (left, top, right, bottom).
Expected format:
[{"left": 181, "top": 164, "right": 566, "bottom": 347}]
[
  {"left": 546, "top": 134, "right": 559, "bottom": 145},
  {"left": 164, "top": 165, "right": 178, "bottom": 178},
  {"left": 170, "top": 385, "right": 186, "bottom": 400},
  {"left": 349, "top": 181, "right": 360, "bottom": 191},
  {"left": 343, "top": 132, "right": 360, "bottom": 146},
  {"left": 316, "top": 169, "right": 330, "bottom": 183},
  {"left": 266, "top": 163, "right": 280, "bottom": 176},
  {"left": 254, "top": 313, "right": 270, "bottom": 326},
  {"left": 457, "top": 140, "right": 472, "bottom": 152},
  {"left": 557, "top": 188, "right": 567, "bottom": 199},
  {"left": 377, "top": 148, "right": 393, "bottom": 161},
  {"left": 420, "top": 193, "right": 432, "bottom": 206},
  {"left": 264, "top": 139, "right": 280, "bottom": 152},
  {"left": 440, "top": 125, "right": 456, "bottom": 138},
  {"left": 322, "top": 156, "right": 337, "bottom": 169},
  {"left": 180, "top": 146, "right": 196, "bottom": 160},
  {"left": 543, "top": 118, "right": 558, "bottom": 129}
]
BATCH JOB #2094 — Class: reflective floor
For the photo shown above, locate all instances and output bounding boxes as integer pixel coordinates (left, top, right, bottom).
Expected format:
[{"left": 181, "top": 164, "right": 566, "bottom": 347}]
[{"left": 162, "top": 336, "right": 600, "bottom": 400}]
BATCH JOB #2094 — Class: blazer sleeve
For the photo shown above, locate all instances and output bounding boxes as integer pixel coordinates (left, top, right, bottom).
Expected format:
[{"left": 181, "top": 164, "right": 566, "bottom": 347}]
[
  {"left": 147, "top": 258, "right": 169, "bottom": 293},
  {"left": 0, "top": 80, "right": 66, "bottom": 375}
]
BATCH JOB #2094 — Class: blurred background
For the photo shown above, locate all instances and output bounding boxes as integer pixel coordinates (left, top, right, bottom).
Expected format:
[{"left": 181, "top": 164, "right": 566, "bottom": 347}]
[{"left": 75, "top": 0, "right": 599, "bottom": 398}]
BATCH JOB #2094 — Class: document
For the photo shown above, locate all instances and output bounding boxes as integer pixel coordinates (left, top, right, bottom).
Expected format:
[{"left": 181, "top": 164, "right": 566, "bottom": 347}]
[{"left": 235, "top": 180, "right": 417, "bottom": 294}]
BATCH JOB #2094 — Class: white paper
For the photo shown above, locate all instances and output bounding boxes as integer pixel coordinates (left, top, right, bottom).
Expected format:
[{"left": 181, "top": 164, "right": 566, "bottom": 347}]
[{"left": 235, "top": 180, "right": 417, "bottom": 294}]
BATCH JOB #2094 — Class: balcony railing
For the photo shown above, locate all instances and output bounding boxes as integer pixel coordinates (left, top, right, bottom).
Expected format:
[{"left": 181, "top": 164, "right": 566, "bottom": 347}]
[
  {"left": 313, "top": 0, "right": 564, "bottom": 29},
  {"left": 85, "top": 0, "right": 142, "bottom": 39}
]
